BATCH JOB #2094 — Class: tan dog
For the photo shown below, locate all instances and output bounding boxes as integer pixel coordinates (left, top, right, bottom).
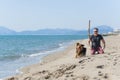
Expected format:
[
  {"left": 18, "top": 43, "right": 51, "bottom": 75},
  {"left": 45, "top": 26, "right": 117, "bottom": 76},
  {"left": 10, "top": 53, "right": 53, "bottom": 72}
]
[{"left": 75, "top": 43, "right": 86, "bottom": 58}]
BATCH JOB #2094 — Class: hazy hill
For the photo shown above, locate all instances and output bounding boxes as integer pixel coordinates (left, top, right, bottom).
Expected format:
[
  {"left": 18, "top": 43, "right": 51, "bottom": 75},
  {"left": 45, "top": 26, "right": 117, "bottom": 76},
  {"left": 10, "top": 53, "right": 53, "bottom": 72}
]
[
  {"left": 0, "top": 25, "right": 113, "bottom": 35},
  {"left": 0, "top": 26, "right": 16, "bottom": 35},
  {"left": 18, "top": 29, "right": 80, "bottom": 35},
  {"left": 91, "top": 25, "right": 113, "bottom": 34}
]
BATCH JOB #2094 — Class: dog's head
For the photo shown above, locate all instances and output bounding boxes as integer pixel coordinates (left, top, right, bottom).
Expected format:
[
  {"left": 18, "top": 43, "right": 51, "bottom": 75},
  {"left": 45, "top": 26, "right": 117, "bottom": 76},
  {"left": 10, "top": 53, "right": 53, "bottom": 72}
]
[
  {"left": 76, "top": 43, "right": 84, "bottom": 50},
  {"left": 79, "top": 44, "right": 84, "bottom": 50},
  {"left": 76, "top": 43, "right": 80, "bottom": 46}
]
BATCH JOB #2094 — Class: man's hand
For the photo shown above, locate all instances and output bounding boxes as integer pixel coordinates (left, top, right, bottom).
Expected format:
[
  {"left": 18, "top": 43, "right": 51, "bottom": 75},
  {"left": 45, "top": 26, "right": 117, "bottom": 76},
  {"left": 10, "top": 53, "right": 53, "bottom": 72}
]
[
  {"left": 102, "top": 39, "right": 105, "bottom": 50},
  {"left": 103, "top": 44, "right": 105, "bottom": 50},
  {"left": 102, "top": 47, "right": 105, "bottom": 50},
  {"left": 88, "top": 39, "right": 91, "bottom": 46}
]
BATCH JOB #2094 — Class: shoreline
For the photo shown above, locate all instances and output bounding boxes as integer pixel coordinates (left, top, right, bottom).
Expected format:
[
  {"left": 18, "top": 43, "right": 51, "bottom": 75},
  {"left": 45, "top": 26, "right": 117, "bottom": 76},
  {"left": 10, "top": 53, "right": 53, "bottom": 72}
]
[
  {"left": 1, "top": 38, "right": 81, "bottom": 79},
  {"left": 19, "top": 39, "right": 82, "bottom": 75},
  {"left": 3, "top": 38, "right": 84, "bottom": 80},
  {"left": 5, "top": 34, "right": 120, "bottom": 80}
]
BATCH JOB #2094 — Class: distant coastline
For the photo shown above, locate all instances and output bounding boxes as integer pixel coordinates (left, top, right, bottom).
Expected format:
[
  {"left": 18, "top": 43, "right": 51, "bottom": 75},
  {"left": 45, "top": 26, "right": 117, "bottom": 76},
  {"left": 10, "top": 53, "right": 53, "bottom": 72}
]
[{"left": 0, "top": 25, "right": 113, "bottom": 35}]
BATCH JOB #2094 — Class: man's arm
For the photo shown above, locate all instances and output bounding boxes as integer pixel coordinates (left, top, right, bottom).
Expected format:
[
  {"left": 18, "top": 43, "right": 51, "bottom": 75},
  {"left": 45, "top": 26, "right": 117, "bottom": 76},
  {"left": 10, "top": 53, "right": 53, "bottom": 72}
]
[
  {"left": 88, "top": 35, "right": 92, "bottom": 47},
  {"left": 88, "top": 39, "right": 91, "bottom": 47},
  {"left": 88, "top": 39, "right": 90, "bottom": 46},
  {"left": 101, "top": 39, "right": 105, "bottom": 49}
]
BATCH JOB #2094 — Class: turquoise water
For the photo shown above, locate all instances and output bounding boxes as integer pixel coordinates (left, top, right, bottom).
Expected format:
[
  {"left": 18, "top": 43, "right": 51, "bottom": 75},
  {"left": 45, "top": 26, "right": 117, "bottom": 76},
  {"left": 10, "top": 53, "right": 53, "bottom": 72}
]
[{"left": 0, "top": 35, "right": 87, "bottom": 79}]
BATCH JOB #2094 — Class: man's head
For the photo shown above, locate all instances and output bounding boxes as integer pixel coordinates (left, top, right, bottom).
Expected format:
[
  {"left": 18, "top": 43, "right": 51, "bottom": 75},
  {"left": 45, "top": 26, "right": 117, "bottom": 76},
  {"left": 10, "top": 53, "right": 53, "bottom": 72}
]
[{"left": 93, "top": 28, "right": 99, "bottom": 36}]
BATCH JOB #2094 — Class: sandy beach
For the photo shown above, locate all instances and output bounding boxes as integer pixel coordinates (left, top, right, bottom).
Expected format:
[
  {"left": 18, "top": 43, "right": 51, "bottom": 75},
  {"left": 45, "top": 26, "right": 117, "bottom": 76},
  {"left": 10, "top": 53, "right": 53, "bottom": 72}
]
[{"left": 5, "top": 34, "right": 120, "bottom": 80}]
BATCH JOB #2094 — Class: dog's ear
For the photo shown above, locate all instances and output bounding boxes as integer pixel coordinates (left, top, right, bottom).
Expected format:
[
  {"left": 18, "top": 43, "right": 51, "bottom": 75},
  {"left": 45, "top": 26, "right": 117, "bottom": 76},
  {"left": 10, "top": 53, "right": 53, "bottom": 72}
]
[
  {"left": 76, "top": 42, "right": 80, "bottom": 45},
  {"left": 81, "top": 44, "right": 84, "bottom": 46}
]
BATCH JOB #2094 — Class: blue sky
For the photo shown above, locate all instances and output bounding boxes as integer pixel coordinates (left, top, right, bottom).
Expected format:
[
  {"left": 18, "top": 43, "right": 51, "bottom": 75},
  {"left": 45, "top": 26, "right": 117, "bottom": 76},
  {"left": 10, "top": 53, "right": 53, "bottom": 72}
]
[{"left": 0, "top": 0, "right": 120, "bottom": 31}]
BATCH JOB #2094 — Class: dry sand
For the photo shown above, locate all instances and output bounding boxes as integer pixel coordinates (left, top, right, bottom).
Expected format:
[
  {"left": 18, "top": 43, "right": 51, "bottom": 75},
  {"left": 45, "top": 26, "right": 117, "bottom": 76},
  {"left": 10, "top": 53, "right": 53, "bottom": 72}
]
[{"left": 5, "top": 35, "right": 120, "bottom": 80}]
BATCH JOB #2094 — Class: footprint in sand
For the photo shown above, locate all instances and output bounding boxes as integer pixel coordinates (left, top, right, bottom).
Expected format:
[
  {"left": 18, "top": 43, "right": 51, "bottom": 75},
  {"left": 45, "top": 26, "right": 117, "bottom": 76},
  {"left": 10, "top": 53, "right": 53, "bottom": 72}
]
[
  {"left": 103, "top": 73, "right": 109, "bottom": 79},
  {"left": 88, "top": 57, "right": 91, "bottom": 59},
  {"left": 36, "top": 64, "right": 77, "bottom": 79},
  {"left": 79, "top": 59, "right": 85, "bottom": 64},
  {"left": 96, "top": 65, "right": 104, "bottom": 69},
  {"left": 32, "top": 70, "right": 50, "bottom": 76},
  {"left": 114, "top": 58, "right": 118, "bottom": 61},
  {"left": 65, "top": 71, "right": 73, "bottom": 74},
  {"left": 97, "top": 71, "right": 109, "bottom": 80},
  {"left": 65, "top": 74, "right": 74, "bottom": 78},
  {"left": 65, "top": 71, "right": 74, "bottom": 78},
  {"left": 8, "top": 77, "right": 18, "bottom": 80},
  {"left": 113, "top": 62, "right": 117, "bottom": 66},
  {"left": 93, "top": 77, "right": 101, "bottom": 80},
  {"left": 104, "top": 55, "right": 108, "bottom": 58},
  {"left": 80, "top": 75, "right": 89, "bottom": 80},
  {"left": 107, "top": 58, "right": 111, "bottom": 61},
  {"left": 70, "top": 75, "right": 89, "bottom": 80},
  {"left": 98, "top": 71, "right": 103, "bottom": 76},
  {"left": 24, "top": 77, "right": 32, "bottom": 80},
  {"left": 81, "top": 67, "right": 84, "bottom": 69},
  {"left": 51, "top": 64, "right": 76, "bottom": 78}
]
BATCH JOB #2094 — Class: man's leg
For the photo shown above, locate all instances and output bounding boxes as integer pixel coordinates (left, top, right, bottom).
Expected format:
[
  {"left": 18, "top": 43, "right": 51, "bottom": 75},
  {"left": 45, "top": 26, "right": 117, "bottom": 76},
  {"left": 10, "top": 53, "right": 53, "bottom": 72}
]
[
  {"left": 91, "top": 48, "right": 95, "bottom": 55},
  {"left": 98, "top": 47, "right": 104, "bottom": 54}
]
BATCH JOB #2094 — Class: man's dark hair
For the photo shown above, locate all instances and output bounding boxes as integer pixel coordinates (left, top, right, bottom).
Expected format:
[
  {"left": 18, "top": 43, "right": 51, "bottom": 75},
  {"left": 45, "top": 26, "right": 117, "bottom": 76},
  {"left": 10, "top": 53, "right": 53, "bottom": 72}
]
[{"left": 94, "top": 28, "right": 99, "bottom": 31}]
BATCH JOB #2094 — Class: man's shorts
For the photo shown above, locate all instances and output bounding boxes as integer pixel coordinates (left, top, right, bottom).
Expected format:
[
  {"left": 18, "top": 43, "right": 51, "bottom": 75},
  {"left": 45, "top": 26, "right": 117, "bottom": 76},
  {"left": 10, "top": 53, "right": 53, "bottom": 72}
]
[{"left": 91, "top": 47, "right": 104, "bottom": 55}]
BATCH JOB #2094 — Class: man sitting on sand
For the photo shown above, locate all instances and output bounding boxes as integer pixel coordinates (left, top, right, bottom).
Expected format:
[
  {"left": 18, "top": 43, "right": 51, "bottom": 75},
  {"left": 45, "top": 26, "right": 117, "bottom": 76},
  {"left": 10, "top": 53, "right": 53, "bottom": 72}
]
[{"left": 88, "top": 28, "right": 106, "bottom": 55}]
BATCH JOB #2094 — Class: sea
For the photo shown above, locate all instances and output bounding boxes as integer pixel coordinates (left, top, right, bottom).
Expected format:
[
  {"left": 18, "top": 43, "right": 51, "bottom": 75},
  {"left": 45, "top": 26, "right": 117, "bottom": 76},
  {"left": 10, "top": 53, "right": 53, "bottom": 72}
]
[{"left": 0, "top": 35, "right": 87, "bottom": 79}]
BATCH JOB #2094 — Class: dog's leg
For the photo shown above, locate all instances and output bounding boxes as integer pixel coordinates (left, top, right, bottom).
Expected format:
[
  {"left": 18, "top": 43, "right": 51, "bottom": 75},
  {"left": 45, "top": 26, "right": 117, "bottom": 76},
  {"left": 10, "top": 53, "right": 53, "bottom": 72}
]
[{"left": 75, "top": 53, "right": 78, "bottom": 58}]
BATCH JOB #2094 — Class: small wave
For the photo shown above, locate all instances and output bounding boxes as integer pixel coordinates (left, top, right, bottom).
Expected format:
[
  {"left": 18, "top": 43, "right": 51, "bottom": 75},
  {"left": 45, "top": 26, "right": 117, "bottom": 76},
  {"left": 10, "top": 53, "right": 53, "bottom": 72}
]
[
  {"left": 0, "top": 55, "right": 21, "bottom": 61},
  {"left": 29, "top": 52, "right": 45, "bottom": 57},
  {"left": 28, "top": 50, "right": 58, "bottom": 57},
  {"left": 16, "top": 69, "right": 23, "bottom": 74},
  {"left": 58, "top": 43, "right": 63, "bottom": 47},
  {"left": 28, "top": 41, "right": 74, "bottom": 58}
]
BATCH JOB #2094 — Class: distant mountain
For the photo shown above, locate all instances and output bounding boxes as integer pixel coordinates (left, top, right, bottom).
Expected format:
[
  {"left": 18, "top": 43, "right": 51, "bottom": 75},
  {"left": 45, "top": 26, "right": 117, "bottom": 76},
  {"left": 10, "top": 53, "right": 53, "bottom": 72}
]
[
  {"left": 0, "top": 25, "right": 114, "bottom": 35},
  {"left": 91, "top": 25, "right": 113, "bottom": 34},
  {"left": 18, "top": 29, "right": 80, "bottom": 35},
  {"left": 78, "top": 25, "right": 114, "bottom": 35},
  {"left": 0, "top": 26, "right": 16, "bottom": 35}
]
